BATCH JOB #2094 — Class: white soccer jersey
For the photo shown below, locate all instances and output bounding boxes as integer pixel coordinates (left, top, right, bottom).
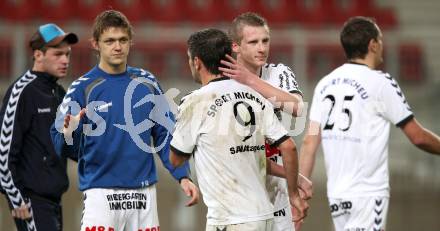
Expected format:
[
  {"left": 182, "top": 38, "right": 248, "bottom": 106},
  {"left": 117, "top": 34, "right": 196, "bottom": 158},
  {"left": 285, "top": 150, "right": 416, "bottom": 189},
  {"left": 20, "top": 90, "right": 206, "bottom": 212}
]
[
  {"left": 309, "top": 63, "right": 413, "bottom": 198},
  {"left": 260, "top": 63, "right": 302, "bottom": 96},
  {"left": 260, "top": 63, "right": 302, "bottom": 211},
  {"left": 171, "top": 77, "right": 289, "bottom": 226}
]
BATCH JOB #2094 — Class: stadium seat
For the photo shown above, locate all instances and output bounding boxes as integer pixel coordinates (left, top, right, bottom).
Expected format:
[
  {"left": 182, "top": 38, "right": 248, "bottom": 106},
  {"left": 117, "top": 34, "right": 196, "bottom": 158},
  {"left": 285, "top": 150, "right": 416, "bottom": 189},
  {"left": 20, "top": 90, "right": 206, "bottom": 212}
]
[
  {"left": 129, "top": 42, "right": 189, "bottom": 80},
  {"left": 251, "top": 0, "right": 291, "bottom": 24},
  {"left": 185, "top": 0, "right": 225, "bottom": 24},
  {"left": 69, "top": 43, "right": 95, "bottom": 79},
  {"left": 267, "top": 44, "right": 294, "bottom": 65},
  {"left": 307, "top": 44, "right": 345, "bottom": 80},
  {"left": 290, "top": 0, "right": 329, "bottom": 28},
  {"left": 0, "top": 40, "right": 12, "bottom": 79},
  {"left": 222, "top": 0, "right": 258, "bottom": 23},
  {"left": 143, "top": 0, "right": 184, "bottom": 23},
  {"left": 0, "top": 0, "right": 39, "bottom": 21},
  {"left": 76, "top": 0, "right": 107, "bottom": 22},
  {"left": 350, "top": 0, "right": 397, "bottom": 28},
  {"left": 106, "top": 0, "right": 143, "bottom": 22},
  {"left": 41, "top": 0, "right": 78, "bottom": 21},
  {"left": 398, "top": 44, "right": 424, "bottom": 82}
]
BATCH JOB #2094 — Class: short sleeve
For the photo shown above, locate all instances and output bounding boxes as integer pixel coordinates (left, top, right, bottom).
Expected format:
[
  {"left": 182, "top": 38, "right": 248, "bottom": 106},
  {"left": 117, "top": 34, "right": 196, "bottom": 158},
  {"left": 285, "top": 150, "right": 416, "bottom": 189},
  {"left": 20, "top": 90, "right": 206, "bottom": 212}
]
[
  {"left": 170, "top": 94, "right": 202, "bottom": 155},
  {"left": 308, "top": 82, "right": 322, "bottom": 124},
  {"left": 263, "top": 102, "right": 289, "bottom": 147},
  {"left": 378, "top": 74, "right": 413, "bottom": 127}
]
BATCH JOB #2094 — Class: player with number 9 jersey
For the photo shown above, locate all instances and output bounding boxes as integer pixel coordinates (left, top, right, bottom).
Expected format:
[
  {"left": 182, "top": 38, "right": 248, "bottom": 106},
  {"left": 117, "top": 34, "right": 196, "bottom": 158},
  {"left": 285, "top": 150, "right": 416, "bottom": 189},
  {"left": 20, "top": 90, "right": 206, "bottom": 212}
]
[
  {"left": 170, "top": 28, "right": 307, "bottom": 231},
  {"left": 172, "top": 76, "right": 289, "bottom": 226}
]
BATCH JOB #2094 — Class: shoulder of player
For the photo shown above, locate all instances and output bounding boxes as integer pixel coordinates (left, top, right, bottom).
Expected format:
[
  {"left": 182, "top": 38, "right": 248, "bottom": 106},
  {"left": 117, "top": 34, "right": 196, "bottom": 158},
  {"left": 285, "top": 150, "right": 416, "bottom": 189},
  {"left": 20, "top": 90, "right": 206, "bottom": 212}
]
[
  {"left": 373, "top": 70, "right": 405, "bottom": 97},
  {"left": 178, "top": 88, "right": 201, "bottom": 107},
  {"left": 374, "top": 70, "right": 394, "bottom": 81},
  {"left": 263, "top": 62, "right": 294, "bottom": 73},
  {"left": 127, "top": 66, "right": 157, "bottom": 80},
  {"left": 70, "top": 74, "right": 94, "bottom": 88},
  {"left": 3, "top": 71, "right": 39, "bottom": 102}
]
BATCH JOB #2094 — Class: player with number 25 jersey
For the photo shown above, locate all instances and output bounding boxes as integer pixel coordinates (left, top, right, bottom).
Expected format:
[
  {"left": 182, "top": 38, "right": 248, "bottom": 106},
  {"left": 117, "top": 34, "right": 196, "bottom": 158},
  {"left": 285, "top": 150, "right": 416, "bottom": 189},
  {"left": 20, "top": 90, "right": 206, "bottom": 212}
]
[{"left": 309, "top": 62, "right": 412, "bottom": 198}]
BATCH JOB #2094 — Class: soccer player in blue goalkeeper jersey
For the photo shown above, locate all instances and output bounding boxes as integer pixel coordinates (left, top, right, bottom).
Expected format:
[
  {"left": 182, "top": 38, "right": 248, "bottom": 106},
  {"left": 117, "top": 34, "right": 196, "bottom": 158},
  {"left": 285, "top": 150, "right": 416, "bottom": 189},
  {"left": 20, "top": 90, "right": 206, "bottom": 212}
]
[{"left": 50, "top": 10, "right": 199, "bottom": 231}]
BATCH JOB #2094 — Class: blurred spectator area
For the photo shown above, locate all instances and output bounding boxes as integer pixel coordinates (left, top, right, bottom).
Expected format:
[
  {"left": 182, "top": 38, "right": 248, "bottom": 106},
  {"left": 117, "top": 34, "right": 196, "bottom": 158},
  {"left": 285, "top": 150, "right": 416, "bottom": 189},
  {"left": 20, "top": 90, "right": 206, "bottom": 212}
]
[
  {"left": 0, "top": 37, "right": 425, "bottom": 85},
  {"left": 0, "top": 0, "right": 397, "bottom": 27},
  {"left": 0, "top": 39, "right": 12, "bottom": 78},
  {"left": 0, "top": 0, "right": 427, "bottom": 84}
]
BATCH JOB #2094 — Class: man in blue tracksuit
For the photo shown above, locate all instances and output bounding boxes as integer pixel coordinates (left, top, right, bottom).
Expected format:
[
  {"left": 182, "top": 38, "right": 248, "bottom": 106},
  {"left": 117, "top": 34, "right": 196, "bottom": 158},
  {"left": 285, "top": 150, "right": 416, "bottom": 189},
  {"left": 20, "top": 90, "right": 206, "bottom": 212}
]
[{"left": 50, "top": 10, "right": 199, "bottom": 231}]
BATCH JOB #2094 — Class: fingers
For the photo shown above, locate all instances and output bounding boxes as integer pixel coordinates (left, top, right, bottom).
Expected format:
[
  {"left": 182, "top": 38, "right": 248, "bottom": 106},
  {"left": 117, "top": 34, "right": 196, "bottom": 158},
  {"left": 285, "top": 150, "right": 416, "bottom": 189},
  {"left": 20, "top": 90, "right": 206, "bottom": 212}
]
[
  {"left": 22, "top": 207, "right": 31, "bottom": 219},
  {"left": 185, "top": 186, "right": 199, "bottom": 207},
  {"left": 298, "top": 173, "right": 313, "bottom": 200},
  {"left": 298, "top": 187, "right": 306, "bottom": 200},
  {"left": 218, "top": 66, "right": 238, "bottom": 79},
  {"left": 79, "top": 108, "right": 87, "bottom": 118},
  {"left": 185, "top": 192, "right": 197, "bottom": 207},
  {"left": 220, "top": 59, "right": 234, "bottom": 69},
  {"left": 63, "top": 114, "right": 71, "bottom": 128},
  {"left": 180, "top": 179, "right": 199, "bottom": 207},
  {"left": 292, "top": 206, "right": 305, "bottom": 222},
  {"left": 12, "top": 205, "right": 31, "bottom": 220},
  {"left": 63, "top": 108, "right": 86, "bottom": 129},
  {"left": 218, "top": 66, "right": 235, "bottom": 74},
  {"left": 291, "top": 197, "right": 309, "bottom": 222},
  {"left": 63, "top": 108, "right": 87, "bottom": 134},
  {"left": 294, "top": 219, "right": 304, "bottom": 231},
  {"left": 225, "top": 54, "right": 237, "bottom": 64},
  {"left": 182, "top": 184, "right": 191, "bottom": 197},
  {"left": 298, "top": 187, "right": 312, "bottom": 200},
  {"left": 298, "top": 173, "right": 312, "bottom": 185}
]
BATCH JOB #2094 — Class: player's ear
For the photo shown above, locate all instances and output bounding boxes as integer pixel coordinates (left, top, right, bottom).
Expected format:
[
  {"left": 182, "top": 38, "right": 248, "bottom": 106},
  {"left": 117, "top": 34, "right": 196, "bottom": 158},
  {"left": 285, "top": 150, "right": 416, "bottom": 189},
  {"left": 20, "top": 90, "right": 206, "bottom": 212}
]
[
  {"left": 33, "top": 49, "right": 43, "bottom": 61},
  {"left": 369, "top": 38, "right": 378, "bottom": 53},
  {"left": 194, "top": 57, "right": 201, "bottom": 70},
  {"left": 91, "top": 39, "right": 99, "bottom": 51},
  {"left": 232, "top": 42, "right": 240, "bottom": 54}
]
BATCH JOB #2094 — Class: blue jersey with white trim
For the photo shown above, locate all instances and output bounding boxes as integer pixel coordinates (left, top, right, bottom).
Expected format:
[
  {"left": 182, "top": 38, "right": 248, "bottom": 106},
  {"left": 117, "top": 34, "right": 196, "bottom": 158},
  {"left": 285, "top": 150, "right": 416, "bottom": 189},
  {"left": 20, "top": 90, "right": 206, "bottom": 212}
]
[{"left": 51, "top": 65, "right": 189, "bottom": 191}]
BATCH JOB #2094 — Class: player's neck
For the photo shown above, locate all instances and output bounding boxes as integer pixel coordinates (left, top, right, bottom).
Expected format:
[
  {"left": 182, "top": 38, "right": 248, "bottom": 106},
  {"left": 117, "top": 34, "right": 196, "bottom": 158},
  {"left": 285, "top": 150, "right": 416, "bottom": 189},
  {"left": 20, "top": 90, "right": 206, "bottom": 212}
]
[
  {"left": 201, "top": 73, "right": 223, "bottom": 86},
  {"left": 32, "top": 62, "right": 47, "bottom": 75},
  {"left": 348, "top": 57, "right": 375, "bottom": 69},
  {"left": 99, "top": 61, "right": 127, "bottom": 75},
  {"left": 238, "top": 58, "right": 261, "bottom": 76}
]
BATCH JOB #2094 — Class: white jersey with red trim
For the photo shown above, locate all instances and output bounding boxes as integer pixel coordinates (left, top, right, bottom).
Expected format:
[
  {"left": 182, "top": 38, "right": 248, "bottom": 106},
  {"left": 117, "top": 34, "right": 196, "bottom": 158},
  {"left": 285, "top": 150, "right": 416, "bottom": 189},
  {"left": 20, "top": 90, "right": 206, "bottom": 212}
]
[
  {"left": 171, "top": 77, "right": 290, "bottom": 225},
  {"left": 309, "top": 63, "right": 413, "bottom": 198},
  {"left": 261, "top": 63, "right": 302, "bottom": 211}
]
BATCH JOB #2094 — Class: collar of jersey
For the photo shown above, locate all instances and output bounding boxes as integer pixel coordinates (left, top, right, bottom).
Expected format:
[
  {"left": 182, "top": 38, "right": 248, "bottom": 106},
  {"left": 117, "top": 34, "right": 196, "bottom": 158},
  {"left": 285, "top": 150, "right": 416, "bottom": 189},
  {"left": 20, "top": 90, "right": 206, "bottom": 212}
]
[
  {"left": 31, "top": 70, "right": 59, "bottom": 83},
  {"left": 347, "top": 61, "right": 369, "bottom": 67},
  {"left": 94, "top": 65, "right": 128, "bottom": 78},
  {"left": 208, "top": 76, "right": 230, "bottom": 84}
]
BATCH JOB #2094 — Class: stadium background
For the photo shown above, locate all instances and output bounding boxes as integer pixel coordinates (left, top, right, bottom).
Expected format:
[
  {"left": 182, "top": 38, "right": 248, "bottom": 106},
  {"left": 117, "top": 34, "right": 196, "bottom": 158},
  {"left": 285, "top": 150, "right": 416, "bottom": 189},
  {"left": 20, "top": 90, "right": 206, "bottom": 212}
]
[{"left": 0, "top": 0, "right": 439, "bottom": 230}]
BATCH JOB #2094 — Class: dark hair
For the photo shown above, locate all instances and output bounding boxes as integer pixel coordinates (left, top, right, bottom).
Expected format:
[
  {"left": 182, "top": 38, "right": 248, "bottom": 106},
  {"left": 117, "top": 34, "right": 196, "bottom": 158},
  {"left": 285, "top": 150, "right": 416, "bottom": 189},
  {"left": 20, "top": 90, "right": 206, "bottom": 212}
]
[
  {"left": 340, "top": 16, "right": 379, "bottom": 60},
  {"left": 92, "top": 10, "right": 133, "bottom": 41},
  {"left": 187, "top": 28, "right": 232, "bottom": 75},
  {"left": 229, "top": 12, "right": 268, "bottom": 43},
  {"left": 29, "top": 32, "right": 50, "bottom": 52}
]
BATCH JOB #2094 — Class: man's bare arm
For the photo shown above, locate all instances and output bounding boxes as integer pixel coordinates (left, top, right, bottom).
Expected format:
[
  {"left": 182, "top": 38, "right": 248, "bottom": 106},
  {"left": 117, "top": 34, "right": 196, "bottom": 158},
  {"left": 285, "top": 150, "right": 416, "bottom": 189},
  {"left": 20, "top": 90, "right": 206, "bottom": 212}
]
[{"left": 401, "top": 118, "right": 440, "bottom": 154}]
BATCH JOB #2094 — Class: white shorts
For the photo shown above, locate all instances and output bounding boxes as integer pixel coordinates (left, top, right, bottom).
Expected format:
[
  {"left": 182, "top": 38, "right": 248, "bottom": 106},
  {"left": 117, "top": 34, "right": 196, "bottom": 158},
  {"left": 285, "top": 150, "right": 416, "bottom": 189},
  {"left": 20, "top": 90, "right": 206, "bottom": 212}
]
[
  {"left": 206, "top": 219, "right": 274, "bottom": 231},
  {"left": 329, "top": 196, "right": 389, "bottom": 231},
  {"left": 272, "top": 206, "right": 295, "bottom": 231},
  {"left": 80, "top": 186, "right": 159, "bottom": 231}
]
